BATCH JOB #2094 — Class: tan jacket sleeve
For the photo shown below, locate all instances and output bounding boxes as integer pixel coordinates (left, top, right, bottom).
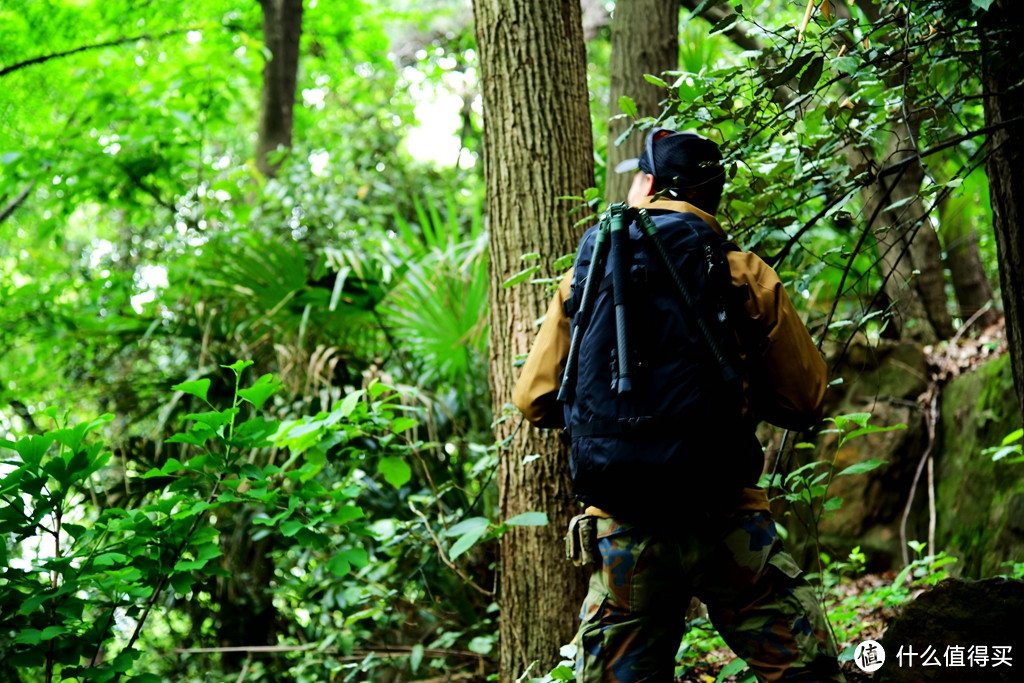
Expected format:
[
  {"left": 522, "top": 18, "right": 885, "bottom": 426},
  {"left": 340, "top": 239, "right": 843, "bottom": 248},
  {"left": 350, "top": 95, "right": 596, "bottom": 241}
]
[
  {"left": 727, "top": 251, "right": 827, "bottom": 430},
  {"left": 511, "top": 272, "right": 573, "bottom": 428}
]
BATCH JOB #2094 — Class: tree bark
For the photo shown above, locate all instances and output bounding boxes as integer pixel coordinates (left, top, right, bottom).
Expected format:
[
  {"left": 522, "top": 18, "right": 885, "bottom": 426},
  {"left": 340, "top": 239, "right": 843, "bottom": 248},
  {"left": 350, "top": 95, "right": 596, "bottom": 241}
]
[
  {"left": 256, "top": 0, "right": 304, "bottom": 177},
  {"left": 605, "top": 0, "right": 681, "bottom": 204},
  {"left": 471, "top": 0, "right": 594, "bottom": 679},
  {"left": 850, "top": 124, "right": 954, "bottom": 343},
  {"left": 939, "top": 193, "right": 999, "bottom": 330},
  {"left": 982, "top": 1, "right": 1024, "bottom": 426}
]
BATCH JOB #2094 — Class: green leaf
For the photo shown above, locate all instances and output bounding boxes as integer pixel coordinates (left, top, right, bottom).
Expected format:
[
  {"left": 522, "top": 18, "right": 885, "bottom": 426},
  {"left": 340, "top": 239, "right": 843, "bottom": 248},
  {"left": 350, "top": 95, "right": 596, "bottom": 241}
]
[
  {"left": 769, "top": 53, "right": 814, "bottom": 88},
  {"left": 505, "top": 511, "right": 549, "bottom": 526},
  {"left": 335, "top": 389, "right": 364, "bottom": 418},
  {"left": 327, "top": 553, "right": 351, "bottom": 576},
  {"left": 798, "top": 56, "right": 824, "bottom": 94},
  {"left": 836, "top": 459, "right": 886, "bottom": 476},
  {"left": 1001, "top": 428, "right": 1024, "bottom": 446},
  {"left": 443, "top": 516, "right": 490, "bottom": 538},
  {"left": 165, "top": 428, "right": 214, "bottom": 446},
  {"left": 222, "top": 360, "right": 255, "bottom": 376},
  {"left": 338, "top": 547, "right": 369, "bottom": 569},
  {"left": 971, "top": 0, "right": 994, "bottom": 10},
  {"left": 832, "top": 412, "right": 872, "bottom": 431},
  {"left": 823, "top": 497, "right": 843, "bottom": 511},
  {"left": 550, "top": 665, "right": 575, "bottom": 681},
  {"left": 709, "top": 13, "right": 740, "bottom": 36},
  {"left": 840, "top": 424, "right": 906, "bottom": 448},
  {"left": 379, "top": 456, "right": 412, "bottom": 489},
  {"left": 238, "top": 373, "right": 282, "bottom": 410},
  {"left": 502, "top": 266, "right": 540, "bottom": 289},
  {"left": 281, "top": 520, "right": 304, "bottom": 537},
  {"left": 447, "top": 517, "right": 490, "bottom": 560},
  {"left": 40, "top": 625, "right": 68, "bottom": 641},
  {"left": 618, "top": 95, "right": 637, "bottom": 118},
  {"left": 391, "top": 416, "right": 418, "bottom": 432},
  {"left": 832, "top": 55, "right": 859, "bottom": 76},
  {"left": 185, "top": 410, "right": 235, "bottom": 430},
  {"left": 715, "top": 657, "right": 748, "bottom": 682},
  {"left": 410, "top": 643, "right": 424, "bottom": 673},
  {"left": 14, "top": 433, "right": 55, "bottom": 467},
  {"left": 172, "top": 379, "right": 212, "bottom": 405},
  {"left": 468, "top": 635, "right": 494, "bottom": 655},
  {"left": 14, "top": 629, "right": 43, "bottom": 645},
  {"left": 642, "top": 73, "right": 668, "bottom": 88}
]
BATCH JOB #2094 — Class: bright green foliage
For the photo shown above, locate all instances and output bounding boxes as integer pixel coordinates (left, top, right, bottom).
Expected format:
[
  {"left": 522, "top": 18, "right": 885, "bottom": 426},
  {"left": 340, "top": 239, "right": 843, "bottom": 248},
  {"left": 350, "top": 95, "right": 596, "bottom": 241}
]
[
  {"left": 1, "top": 365, "right": 359, "bottom": 679},
  {"left": 0, "top": 362, "right": 501, "bottom": 681},
  {"left": 621, "top": 1, "right": 1003, "bottom": 342}
]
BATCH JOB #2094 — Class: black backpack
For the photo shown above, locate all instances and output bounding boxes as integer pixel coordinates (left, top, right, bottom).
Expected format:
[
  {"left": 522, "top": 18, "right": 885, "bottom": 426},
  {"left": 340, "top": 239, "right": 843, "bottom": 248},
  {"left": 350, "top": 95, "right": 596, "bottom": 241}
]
[{"left": 557, "top": 204, "right": 763, "bottom": 519}]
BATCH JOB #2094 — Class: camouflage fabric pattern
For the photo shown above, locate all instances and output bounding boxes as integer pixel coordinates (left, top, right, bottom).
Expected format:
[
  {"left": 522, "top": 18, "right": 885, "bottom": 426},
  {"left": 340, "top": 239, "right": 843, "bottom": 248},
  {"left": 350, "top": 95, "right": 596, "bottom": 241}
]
[{"left": 574, "top": 511, "right": 843, "bottom": 683}]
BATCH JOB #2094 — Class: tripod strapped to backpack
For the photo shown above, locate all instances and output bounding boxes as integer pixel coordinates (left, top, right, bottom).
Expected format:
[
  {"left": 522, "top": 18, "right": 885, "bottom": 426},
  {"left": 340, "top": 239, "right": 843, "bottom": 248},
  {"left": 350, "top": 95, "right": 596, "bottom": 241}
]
[{"left": 556, "top": 202, "right": 739, "bottom": 406}]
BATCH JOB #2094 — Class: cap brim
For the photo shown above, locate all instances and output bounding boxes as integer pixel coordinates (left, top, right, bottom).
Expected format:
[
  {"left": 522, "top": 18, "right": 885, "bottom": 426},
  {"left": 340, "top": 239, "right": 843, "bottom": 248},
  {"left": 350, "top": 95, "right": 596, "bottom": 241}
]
[{"left": 614, "top": 158, "right": 641, "bottom": 174}]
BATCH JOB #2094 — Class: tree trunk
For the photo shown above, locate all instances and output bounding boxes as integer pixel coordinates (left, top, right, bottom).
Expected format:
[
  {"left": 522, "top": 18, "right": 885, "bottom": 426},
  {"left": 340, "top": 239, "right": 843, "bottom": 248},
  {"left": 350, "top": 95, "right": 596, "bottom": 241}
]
[
  {"left": 852, "top": 124, "right": 954, "bottom": 343},
  {"left": 471, "top": 0, "right": 594, "bottom": 679},
  {"left": 256, "top": 0, "right": 303, "bottom": 177},
  {"left": 939, "top": 192, "right": 999, "bottom": 330},
  {"left": 982, "top": 1, "right": 1024, "bottom": 426},
  {"left": 605, "top": 0, "right": 681, "bottom": 204}
]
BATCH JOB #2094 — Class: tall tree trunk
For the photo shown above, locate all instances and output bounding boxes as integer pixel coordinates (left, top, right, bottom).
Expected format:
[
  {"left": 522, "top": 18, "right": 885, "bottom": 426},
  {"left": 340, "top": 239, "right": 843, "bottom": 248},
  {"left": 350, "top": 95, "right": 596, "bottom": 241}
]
[
  {"left": 605, "top": 0, "right": 681, "bottom": 204},
  {"left": 256, "top": 0, "right": 303, "bottom": 177},
  {"left": 939, "top": 192, "right": 998, "bottom": 330},
  {"left": 471, "top": 0, "right": 594, "bottom": 679},
  {"left": 982, "top": 1, "right": 1024, "bottom": 426}
]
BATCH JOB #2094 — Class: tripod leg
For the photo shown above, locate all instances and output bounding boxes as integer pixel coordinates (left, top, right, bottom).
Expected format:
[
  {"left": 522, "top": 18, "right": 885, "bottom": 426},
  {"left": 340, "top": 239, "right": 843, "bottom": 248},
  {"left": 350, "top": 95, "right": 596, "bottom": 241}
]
[
  {"left": 609, "top": 204, "right": 633, "bottom": 395},
  {"left": 557, "top": 217, "right": 611, "bottom": 403}
]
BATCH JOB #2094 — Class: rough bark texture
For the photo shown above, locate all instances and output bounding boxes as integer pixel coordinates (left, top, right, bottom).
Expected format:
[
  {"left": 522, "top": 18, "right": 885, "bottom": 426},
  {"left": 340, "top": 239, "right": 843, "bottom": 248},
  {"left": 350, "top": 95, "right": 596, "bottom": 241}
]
[
  {"left": 256, "top": 0, "right": 303, "bottom": 177},
  {"left": 605, "top": 0, "right": 681, "bottom": 204},
  {"left": 471, "top": 1, "right": 595, "bottom": 680},
  {"left": 982, "top": 1, "right": 1024, "bottom": 427}
]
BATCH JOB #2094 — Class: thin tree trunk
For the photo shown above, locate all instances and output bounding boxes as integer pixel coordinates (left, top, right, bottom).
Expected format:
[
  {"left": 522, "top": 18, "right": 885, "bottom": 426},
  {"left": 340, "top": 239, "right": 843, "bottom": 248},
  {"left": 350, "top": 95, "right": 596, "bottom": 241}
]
[
  {"left": 605, "top": 0, "right": 681, "bottom": 204},
  {"left": 982, "top": 1, "right": 1024, "bottom": 426},
  {"left": 256, "top": 0, "right": 303, "bottom": 177},
  {"left": 471, "top": 0, "right": 594, "bottom": 679},
  {"left": 851, "top": 123, "right": 953, "bottom": 343},
  {"left": 939, "top": 193, "right": 999, "bottom": 329}
]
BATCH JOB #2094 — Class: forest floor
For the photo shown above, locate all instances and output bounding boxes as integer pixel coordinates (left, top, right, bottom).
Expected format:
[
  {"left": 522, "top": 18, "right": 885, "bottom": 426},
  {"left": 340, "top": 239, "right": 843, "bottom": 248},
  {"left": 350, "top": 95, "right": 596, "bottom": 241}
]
[{"left": 678, "top": 571, "right": 906, "bottom": 682}]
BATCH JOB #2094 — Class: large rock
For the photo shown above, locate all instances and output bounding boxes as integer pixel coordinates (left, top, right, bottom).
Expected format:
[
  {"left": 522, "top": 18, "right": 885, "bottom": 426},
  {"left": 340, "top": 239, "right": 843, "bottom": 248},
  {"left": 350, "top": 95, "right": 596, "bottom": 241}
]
[
  {"left": 875, "top": 578, "right": 1024, "bottom": 682},
  {"left": 936, "top": 353, "right": 1024, "bottom": 576}
]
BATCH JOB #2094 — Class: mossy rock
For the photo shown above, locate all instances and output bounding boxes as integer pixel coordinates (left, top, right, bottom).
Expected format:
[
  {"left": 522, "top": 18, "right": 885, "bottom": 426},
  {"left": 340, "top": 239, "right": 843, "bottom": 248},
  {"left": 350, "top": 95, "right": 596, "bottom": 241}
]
[{"left": 936, "top": 354, "right": 1024, "bottom": 576}]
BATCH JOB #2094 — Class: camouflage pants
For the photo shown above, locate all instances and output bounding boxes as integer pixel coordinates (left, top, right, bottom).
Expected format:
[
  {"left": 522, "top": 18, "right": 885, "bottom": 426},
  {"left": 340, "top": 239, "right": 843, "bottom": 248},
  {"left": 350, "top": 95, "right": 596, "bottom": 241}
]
[{"left": 573, "top": 495, "right": 843, "bottom": 682}]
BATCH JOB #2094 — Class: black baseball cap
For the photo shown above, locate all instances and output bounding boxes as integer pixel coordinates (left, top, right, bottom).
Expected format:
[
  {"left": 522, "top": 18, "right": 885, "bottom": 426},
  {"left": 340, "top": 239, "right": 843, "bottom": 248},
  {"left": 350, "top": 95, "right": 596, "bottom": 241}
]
[{"left": 615, "top": 128, "right": 725, "bottom": 209}]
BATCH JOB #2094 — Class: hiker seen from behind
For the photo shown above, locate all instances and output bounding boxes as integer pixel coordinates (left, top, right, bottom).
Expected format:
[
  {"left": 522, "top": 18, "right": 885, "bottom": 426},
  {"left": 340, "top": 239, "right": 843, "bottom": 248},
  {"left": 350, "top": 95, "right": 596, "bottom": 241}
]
[{"left": 512, "top": 127, "right": 845, "bottom": 682}]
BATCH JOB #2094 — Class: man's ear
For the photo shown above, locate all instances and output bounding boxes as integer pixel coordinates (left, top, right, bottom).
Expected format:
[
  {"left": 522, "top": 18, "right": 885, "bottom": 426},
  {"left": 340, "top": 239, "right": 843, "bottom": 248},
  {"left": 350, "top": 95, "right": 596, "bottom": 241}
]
[{"left": 641, "top": 173, "right": 656, "bottom": 196}]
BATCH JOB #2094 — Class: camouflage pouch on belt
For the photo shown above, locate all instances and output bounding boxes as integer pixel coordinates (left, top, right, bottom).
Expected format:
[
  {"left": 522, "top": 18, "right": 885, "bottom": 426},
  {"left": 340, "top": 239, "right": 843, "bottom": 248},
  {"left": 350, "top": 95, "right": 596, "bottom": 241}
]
[{"left": 565, "top": 514, "right": 599, "bottom": 566}]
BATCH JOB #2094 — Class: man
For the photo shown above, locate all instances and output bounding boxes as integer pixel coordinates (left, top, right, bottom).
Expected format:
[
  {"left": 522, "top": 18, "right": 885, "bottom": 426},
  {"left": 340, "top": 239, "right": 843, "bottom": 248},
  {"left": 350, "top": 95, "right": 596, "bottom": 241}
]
[{"left": 512, "top": 128, "right": 844, "bottom": 682}]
